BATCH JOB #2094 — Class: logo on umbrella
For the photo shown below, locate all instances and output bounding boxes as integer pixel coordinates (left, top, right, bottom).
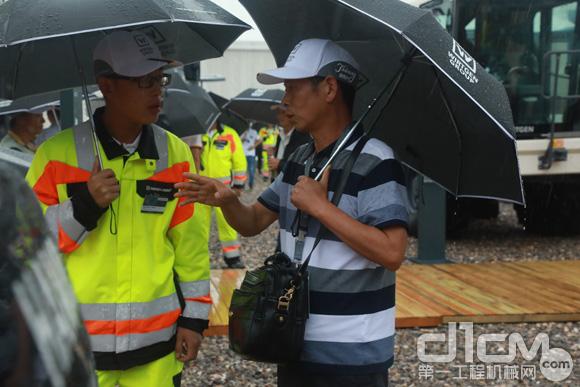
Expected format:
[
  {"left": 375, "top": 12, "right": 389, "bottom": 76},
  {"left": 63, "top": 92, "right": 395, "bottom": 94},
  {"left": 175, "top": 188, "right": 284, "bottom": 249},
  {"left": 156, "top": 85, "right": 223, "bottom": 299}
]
[{"left": 448, "top": 40, "right": 479, "bottom": 84}]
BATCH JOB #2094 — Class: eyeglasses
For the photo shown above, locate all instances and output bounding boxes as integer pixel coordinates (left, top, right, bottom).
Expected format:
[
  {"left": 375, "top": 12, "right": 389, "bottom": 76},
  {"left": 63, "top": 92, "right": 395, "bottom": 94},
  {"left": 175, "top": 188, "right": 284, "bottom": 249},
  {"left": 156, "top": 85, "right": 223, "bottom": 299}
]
[{"left": 107, "top": 73, "right": 172, "bottom": 89}]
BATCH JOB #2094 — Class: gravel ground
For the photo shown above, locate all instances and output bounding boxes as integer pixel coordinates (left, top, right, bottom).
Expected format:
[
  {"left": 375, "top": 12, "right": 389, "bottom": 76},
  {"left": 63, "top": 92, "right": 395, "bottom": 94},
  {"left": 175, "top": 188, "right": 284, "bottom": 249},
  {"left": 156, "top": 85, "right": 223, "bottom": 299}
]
[{"left": 184, "top": 178, "right": 580, "bottom": 386}]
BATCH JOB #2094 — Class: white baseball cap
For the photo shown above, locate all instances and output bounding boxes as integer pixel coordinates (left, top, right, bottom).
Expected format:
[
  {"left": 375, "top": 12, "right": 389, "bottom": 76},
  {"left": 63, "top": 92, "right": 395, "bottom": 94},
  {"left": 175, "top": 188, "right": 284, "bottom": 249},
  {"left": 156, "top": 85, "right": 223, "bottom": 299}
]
[
  {"left": 93, "top": 30, "right": 180, "bottom": 78},
  {"left": 257, "top": 39, "right": 367, "bottom": 88}
]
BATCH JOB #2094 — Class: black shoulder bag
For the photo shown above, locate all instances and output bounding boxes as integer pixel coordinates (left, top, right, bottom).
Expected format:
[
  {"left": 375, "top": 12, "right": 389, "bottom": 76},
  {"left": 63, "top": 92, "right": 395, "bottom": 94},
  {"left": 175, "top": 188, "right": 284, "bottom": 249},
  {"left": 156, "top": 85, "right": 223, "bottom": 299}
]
[{"left": 228, "top": 134, "right": 369, "bottom": 363}]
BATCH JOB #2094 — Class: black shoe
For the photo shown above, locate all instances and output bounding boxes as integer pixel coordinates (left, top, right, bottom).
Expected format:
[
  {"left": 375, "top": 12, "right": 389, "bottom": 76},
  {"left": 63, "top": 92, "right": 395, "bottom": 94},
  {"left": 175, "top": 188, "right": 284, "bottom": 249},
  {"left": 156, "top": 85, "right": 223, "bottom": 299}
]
[{"left": 224, "top": 257, "right": 245, "bottom": 269}]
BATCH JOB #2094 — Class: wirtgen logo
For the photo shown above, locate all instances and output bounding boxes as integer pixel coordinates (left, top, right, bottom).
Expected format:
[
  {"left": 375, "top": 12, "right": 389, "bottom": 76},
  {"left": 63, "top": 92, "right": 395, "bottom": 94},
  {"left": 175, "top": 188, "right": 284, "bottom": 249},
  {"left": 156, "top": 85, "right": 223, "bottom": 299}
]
[
  {"left": 417, "top": 322, "right": 573, "bottom": 382},
  {"left": 448, "top": 40, "right": 479, "bottom": 84}
]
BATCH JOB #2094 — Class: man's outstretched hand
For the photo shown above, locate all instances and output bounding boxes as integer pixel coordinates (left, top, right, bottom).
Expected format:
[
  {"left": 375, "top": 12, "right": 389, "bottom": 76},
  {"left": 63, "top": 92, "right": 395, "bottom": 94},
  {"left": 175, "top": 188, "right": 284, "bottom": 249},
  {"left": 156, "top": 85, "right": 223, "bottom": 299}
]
[{"left": 175, "top": 173, "right": 237, "bottom": 207}]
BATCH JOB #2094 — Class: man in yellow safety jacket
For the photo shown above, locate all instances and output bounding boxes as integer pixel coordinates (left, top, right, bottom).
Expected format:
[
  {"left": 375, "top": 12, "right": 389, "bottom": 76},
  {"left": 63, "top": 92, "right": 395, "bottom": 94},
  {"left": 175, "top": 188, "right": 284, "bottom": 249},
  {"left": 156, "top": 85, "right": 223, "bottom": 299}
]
[
  {"left": 25, "top": 31, "right": 210, "bottom": 387},
  {"left": 200, "top": 121, "right": 247, "bottom": 268},
  {"left": 258, "top": 126, "right": 276, "bottom": 181}
]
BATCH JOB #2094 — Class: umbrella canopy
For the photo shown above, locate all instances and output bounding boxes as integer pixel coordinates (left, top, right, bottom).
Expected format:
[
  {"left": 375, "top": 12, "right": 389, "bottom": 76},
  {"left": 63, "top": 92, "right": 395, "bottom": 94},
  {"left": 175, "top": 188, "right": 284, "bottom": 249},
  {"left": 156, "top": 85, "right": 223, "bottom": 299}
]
[
  {"left": 241, "top": 0, "right": 524, "bottom": 204},
  {"left": 0, "top": 91, "right": 59, "bottom": 115},
  {"left": 0, "top": 87, "right": 97, "bottom": 116},
  {"left": 225, "top": 88, "right": 285, "bottom": 125},
  {"left": 208, "top": 92, "right": 250, "bottom": 133},
  {"left": 0, "top": 0, "right": 250, "bottom": 99},
  {"left": 158, "top": 75, "right": 220, "bottom": 138}
]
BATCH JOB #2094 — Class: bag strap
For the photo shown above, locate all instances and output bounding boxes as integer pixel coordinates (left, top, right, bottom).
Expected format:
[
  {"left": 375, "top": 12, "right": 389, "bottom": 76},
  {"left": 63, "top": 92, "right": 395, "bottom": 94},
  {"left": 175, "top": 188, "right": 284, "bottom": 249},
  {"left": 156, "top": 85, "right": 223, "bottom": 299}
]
[{"left": 295, "top": 134, "right": 369, "bottom": 278}]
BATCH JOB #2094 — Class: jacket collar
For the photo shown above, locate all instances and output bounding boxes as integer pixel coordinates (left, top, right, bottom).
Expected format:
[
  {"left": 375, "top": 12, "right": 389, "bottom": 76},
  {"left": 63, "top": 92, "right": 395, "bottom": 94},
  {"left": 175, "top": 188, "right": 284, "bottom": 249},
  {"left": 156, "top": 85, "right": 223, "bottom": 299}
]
[{"left": 93, "top": 107, "right": 159, "bottom": 160}]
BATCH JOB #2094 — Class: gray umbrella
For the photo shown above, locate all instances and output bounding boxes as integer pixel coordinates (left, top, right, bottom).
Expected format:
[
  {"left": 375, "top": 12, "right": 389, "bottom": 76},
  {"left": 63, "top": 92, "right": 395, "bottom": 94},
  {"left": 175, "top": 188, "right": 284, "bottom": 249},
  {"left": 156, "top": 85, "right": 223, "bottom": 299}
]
[
  {"left": 0, "top": 86, "right": 98, "bottom": 116},
  {"left": 0, "top": 0, "right": 249, "bottom": 166},
  {"left": 0, "top": 91, "right": 60, "bottom": 116},
  {"left": 241, "top": 0, "right": 524, "bottom": 204},
  {"left": 225, "top": 88, "right": 285, "bottom": 125},
  {"left": 158, "top": 74, "right": 220, "bottom": 138}
]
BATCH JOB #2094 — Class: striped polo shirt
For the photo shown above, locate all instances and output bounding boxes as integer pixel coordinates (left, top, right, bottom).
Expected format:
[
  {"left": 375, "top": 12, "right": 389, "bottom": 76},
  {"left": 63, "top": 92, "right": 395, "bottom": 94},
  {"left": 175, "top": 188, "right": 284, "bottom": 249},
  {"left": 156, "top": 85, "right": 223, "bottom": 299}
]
[{"left": 258, "top": 128, "right": 409, "bottom": 375}]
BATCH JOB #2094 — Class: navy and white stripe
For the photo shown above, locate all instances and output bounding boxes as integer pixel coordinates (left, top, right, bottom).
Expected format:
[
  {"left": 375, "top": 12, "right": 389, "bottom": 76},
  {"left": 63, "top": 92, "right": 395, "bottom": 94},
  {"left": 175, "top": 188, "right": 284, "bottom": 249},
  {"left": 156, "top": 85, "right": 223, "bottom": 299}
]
[{"left": 258, "top": 133, "right": 409, "bottom": 374}]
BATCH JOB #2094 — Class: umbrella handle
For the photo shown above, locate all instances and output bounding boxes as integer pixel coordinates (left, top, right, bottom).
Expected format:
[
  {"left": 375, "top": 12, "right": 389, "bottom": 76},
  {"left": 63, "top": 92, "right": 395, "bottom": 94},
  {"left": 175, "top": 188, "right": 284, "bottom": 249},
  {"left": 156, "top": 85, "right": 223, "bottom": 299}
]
[{"left": 70, "top": 36, "right": 103, "bottom": 169}]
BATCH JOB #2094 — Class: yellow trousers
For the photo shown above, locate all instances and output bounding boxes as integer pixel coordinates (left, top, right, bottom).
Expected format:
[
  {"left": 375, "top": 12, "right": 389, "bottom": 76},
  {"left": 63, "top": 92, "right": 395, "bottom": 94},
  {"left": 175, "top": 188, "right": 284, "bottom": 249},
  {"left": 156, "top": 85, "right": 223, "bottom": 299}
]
[
  {"left": 198, "top": 204, "right": 241, "bottom": 258},
  {"left": 97, "top": 352, "right": 183, "bottom": 387}
]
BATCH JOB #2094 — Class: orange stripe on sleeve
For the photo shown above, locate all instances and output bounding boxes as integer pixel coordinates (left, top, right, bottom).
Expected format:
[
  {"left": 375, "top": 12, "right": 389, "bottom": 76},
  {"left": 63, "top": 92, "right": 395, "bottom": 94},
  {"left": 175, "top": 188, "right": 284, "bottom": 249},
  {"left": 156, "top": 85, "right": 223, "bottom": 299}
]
[
  {"left": 84, "top": 308, "right": 181, "bottom": 336},
  {"left": 184, "top": 295, "right": 213, "bottom": 304}
]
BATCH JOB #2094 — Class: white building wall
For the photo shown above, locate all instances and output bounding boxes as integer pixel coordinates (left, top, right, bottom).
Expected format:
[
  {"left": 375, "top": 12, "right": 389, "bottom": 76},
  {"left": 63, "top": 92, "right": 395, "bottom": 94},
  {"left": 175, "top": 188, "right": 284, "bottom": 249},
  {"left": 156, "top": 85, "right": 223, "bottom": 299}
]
[{"left": 200, "top": 41, "right": 278, "bottom": 99}]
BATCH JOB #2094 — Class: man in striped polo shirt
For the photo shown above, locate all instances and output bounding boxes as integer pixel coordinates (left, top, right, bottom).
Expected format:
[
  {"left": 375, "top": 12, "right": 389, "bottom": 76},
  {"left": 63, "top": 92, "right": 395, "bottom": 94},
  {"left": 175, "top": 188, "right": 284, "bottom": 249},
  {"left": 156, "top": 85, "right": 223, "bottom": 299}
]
[{"left": 176, "top": 38, "right": 409, "bottom": 386}]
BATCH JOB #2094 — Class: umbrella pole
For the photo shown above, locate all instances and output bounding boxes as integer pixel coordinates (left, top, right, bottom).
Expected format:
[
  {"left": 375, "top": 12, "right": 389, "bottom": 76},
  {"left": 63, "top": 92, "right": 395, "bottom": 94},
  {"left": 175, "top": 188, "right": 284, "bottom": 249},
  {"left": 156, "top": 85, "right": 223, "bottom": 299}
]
[
  {"left": 51, "top": 108, "right": 61, "bottom": 131},
  {"left": 70, "top": 36, "right": 103, "bottom": 169},
  {"left": 71, "top": 36, "right": 118, "bottom": 236},
  {"left": 314, "top": 49, "right": 415, "bottom": 181}
]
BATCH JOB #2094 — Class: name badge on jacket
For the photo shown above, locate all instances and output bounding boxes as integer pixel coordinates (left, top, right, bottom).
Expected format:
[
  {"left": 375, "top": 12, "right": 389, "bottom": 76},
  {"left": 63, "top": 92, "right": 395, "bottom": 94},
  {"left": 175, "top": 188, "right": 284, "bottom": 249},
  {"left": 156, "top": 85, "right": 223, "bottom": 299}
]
[
  {"left": 214, "top": 139, "right": 228, "bottom": 150},
  {"left": 137, "top": 181, "right": 177, "bottom": 213}
]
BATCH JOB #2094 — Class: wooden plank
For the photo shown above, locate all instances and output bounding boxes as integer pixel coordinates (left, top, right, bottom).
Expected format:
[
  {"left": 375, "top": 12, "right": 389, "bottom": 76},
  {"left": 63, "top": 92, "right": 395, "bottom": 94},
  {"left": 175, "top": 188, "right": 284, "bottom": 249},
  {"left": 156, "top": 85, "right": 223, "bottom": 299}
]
[
  {"left": 502, "top": 262, "right": 580, "bottom": 299},
  {"left": 500, "top": 261, "right": 580, "bottom": 296},
  {"left": 205, "top": 261, "right": 580, "bottom": 335},
  {"left": 434, "top": 264, "right": 557, "bottom": 313},
  {"left": 435, "top": 262, "right": 580, "bottom": 314},
  {"left": 396, "top": 316, "right": 442, "bottom": 328},
  {"left": 399, "top": 266, "right": 490, "bottom": 316},
  {"left": 443, "top": 313, "right": 580, "bottom": 324},
  {"left": 208, "top": 269, "right": 246, "bottom": 329}
]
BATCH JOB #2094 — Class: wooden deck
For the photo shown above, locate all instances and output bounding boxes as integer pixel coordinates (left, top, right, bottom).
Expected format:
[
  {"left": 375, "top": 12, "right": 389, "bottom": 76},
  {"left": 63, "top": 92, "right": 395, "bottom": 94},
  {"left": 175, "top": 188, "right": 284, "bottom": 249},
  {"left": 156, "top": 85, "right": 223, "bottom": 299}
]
[{"left": 205, "top": 260, "right": 580, "bottom": 336}]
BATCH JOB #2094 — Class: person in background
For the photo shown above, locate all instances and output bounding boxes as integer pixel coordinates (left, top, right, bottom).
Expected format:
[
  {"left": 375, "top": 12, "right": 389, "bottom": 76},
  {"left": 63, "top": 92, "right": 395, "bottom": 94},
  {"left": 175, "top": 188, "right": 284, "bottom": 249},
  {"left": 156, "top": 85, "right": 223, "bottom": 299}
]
[
  {"left": 268, "top": 104, "right": 310, "bottom": 176},
  {"left": 0, "top": 112, "right": 44, "bottom": 154},
  {"left": 183, "top": 133, "right": 203, "bottom": 172},
  {"left": 258, "top": 125, "right": 272, "bottom": 181},
  {"left": 34, "top": 108, "right": 61, "bottom": 147},
  {"left": 240, "top": 123, "right": 262, "bottom": 190},
  {"left": 199, "top": 120, "right": 247, "bottom": 268}
]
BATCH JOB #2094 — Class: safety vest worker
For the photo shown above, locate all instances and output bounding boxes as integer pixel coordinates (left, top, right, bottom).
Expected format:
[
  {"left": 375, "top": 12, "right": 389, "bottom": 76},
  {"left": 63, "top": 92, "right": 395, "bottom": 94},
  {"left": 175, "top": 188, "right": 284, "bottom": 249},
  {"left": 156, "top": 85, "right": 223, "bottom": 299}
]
[
  {"left": 259, "top": 126, "right": 278, "bottom": 180},
  {"left": 200, "top": 121, "right": 247, "bottom": 268},
  {"left": 26, "top": 31, "right": 210, "bottom": 387}
]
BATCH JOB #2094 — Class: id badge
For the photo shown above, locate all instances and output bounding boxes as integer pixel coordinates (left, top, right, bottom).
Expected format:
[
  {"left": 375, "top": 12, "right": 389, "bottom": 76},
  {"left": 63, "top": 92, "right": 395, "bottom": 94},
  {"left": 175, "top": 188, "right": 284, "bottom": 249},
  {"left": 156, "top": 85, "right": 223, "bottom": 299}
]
[
  {"left": 141, "top": 193, "right": 169, "bottom": 213},
  {"left": 214, "top": 139, "right": 228, "bottom": 150},
  {"left": 137, "top": 180, "right": 176, "bottom": 214}
]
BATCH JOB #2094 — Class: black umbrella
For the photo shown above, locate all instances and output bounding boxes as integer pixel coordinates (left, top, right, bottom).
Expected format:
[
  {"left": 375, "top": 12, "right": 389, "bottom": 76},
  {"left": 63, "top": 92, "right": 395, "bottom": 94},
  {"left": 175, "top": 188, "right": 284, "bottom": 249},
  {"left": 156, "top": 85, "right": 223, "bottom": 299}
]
[
  {"left": 0, "top": 0, "right": 249, "bottom": 166},
  {"left": 225, "top": 88, "right": 285, "bottom": 126},
  {"left": 158, "top": 75, "right": 220, "bottom": 138},
  {"left": 208, "top": 92, "right": 250, "bottom": 133},
  {"left": 0, "top": 0, "right": 250, "bottom": 99},
  {"left": 241, "top": 0, "right": 524, "bottom": 204}
]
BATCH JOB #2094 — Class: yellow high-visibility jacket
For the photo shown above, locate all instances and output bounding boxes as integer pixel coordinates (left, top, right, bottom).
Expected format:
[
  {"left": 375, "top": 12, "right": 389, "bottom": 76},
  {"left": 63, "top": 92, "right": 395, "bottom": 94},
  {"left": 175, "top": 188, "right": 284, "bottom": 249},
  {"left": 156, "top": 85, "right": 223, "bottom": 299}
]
[
  {"left": 200, "top": 124, "right": 247, "bottom": 187},
  {"left": 25, "top": 109, "right": 210, "bottom": 371}
]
